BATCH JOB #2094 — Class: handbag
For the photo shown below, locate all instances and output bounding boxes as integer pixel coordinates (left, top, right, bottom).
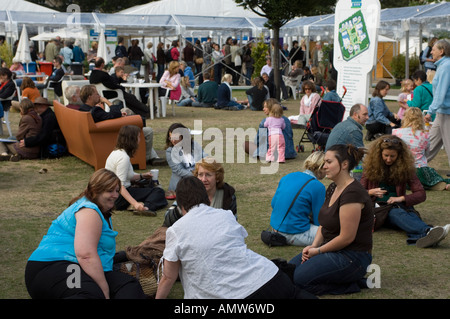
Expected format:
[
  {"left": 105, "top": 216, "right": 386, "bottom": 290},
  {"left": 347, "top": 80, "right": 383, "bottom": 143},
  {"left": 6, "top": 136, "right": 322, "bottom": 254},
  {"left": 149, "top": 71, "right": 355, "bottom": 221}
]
[
  {"left": 195, "top": 57, "right": 204, "bottom": 64},
  {"left": 118, "top": 259, "right": 161, "bottom": 298},
  {"left": 373, "top": 202, "right": 394, "bottom": 231},
  {"left": 261, "top": 178, "right": 314, "bottom": 247}
]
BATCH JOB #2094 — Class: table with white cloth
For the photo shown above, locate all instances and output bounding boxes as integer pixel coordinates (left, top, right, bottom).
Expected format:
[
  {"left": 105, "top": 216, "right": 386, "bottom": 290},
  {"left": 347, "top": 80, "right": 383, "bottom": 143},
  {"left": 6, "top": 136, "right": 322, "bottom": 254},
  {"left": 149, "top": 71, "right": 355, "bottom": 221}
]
[{"left": 121, "top": 82, "right": 162, "bottom": 120}]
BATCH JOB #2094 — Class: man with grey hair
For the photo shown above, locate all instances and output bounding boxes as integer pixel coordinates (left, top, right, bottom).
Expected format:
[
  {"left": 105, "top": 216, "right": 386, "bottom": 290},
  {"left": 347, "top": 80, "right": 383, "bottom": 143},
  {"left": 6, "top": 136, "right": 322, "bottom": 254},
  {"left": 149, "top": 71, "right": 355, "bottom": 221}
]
[
  {"left": 325, "top": 103, "right": 369, "bottom": 151},
  {"left": 64, "top": 85, "right": 82, "bottom": 110}
]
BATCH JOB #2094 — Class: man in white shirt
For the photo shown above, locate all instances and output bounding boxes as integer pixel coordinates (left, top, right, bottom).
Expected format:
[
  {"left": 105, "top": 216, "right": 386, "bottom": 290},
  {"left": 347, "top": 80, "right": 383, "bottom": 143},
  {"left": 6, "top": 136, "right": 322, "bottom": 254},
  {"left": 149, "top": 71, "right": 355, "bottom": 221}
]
[{"left": 156, "top": 176, "right": 316, "bottom": 299}]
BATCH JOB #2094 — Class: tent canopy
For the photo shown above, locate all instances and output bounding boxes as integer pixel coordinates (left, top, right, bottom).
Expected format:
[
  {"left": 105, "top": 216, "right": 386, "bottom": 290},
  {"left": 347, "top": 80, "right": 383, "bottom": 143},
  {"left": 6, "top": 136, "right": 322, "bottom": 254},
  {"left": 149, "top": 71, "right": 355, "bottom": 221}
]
[
  {"left": 120, "top": 0, "right": 261, "bottom": 18},
  {"left": 0, "top": 3, "right": 448, "bottom": 42}
]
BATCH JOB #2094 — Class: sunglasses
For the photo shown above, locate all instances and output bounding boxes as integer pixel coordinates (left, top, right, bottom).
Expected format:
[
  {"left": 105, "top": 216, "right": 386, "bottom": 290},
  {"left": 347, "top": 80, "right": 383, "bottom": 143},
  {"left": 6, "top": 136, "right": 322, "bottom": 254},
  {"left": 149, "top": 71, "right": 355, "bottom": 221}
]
[{"left": 382, "top": 138, "right": 400, "bottom": 144}]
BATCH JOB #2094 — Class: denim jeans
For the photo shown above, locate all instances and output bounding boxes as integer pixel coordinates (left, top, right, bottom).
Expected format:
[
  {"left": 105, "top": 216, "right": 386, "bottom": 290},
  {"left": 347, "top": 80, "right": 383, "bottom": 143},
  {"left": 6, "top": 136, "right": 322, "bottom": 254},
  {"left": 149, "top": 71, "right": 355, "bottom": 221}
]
[
  {"left": 157, "top": 64, "right": 165, "bottom": 82},
  {"left": 177, "top": 98, "right": 196, "bottom": 106},
  {"left": 385, "top": 206, "right": 431, "bottom": 244},
  {"left": 289, "top": 250, "right": 372, "bottom": 295},
  {"left": 279, "top": 224, "right": 319, "bottom": 246},
  {"left": 222, "top": 100, "right": 244, "bottom": 110}
]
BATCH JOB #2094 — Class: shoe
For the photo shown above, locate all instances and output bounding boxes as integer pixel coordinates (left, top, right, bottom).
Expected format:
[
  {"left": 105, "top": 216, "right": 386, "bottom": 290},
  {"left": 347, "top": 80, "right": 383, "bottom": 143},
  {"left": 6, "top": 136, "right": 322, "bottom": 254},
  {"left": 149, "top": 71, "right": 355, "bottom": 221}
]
[
  {"left": 133, "top": 210, "right": 157, "bottom": 217},
  {"left": 165, "top": 191, "right": 176, "bottom": 200},
  {"left": 436, "top": 224, "right": 450, "bottom": 245},
  {"left": 10, "top": 154, "right": 20, "bottom": 162},
  {"left": 149, "top": 157, "right": 167, "bottom": 166},
  {"left": 416, "top": 226, "right": 445, "bottom": 248}
]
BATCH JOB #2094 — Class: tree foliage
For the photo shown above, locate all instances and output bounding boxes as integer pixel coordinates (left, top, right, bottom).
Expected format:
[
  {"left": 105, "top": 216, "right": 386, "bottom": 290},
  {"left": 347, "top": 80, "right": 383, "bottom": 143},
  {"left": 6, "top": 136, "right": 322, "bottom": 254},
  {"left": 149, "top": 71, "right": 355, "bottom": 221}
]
[{"left": 235, "top": 0, "right": 335, "bottom": 29}]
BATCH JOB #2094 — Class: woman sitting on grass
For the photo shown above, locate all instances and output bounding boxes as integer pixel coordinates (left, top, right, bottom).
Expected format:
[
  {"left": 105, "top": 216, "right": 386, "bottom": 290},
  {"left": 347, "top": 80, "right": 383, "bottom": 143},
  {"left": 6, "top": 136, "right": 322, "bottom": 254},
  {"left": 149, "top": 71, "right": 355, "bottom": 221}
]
[
  {"left": 289, "top": 144, "right": 373, "bottom": 296},
  {"left": 165, "top": 123, "right": 205, "bottom": 199},
  {"left": 105, "top": 125, "right": 167, "bottom": 216},
  {"left": 393, "top": 107, "right": 449, "bottom": 191},
  {"left": 360, "top": 135, "right": 449, "bottom": 248}
]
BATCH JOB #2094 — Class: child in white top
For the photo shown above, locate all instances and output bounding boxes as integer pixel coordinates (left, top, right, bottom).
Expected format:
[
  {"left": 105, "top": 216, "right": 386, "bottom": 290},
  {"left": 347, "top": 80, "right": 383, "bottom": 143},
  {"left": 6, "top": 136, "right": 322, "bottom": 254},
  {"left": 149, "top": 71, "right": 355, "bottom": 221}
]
[
  {"left": 397, "top": 79, "right": 413, "bottom": 119},
  {"left": 264, "top": 103, "right": 286, "bottom": 163}
]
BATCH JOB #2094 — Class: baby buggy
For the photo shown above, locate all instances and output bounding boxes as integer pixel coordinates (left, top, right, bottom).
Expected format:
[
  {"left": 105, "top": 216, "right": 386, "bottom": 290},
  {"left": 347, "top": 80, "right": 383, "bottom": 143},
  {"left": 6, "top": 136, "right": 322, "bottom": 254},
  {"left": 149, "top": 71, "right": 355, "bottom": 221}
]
[{"left": 293, "top": 89, "right": 347, "bottom": 152}]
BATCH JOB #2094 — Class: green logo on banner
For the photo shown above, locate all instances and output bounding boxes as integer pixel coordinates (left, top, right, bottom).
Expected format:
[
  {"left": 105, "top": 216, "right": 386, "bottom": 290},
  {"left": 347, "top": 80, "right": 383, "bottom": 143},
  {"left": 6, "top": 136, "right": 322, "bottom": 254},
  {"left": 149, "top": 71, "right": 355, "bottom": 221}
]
[{"left": 338, "top": 10, "right": 370, "bottom": 61}]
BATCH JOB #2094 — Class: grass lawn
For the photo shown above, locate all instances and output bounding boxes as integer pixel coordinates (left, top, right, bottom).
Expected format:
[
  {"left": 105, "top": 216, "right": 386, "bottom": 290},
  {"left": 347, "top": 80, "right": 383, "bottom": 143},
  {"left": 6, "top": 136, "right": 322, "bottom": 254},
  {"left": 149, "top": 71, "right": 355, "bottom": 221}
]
[{"left": 0, "top": 91, "right": 449, "bottom": 300}]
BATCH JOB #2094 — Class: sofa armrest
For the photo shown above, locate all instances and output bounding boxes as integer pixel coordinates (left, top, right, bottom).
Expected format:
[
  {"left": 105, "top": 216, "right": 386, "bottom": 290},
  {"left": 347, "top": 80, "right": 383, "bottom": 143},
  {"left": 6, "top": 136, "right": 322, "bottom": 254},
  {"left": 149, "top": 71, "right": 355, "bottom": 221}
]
[{"left": 89, "top": 115, "right": 143, "bottom": 133}]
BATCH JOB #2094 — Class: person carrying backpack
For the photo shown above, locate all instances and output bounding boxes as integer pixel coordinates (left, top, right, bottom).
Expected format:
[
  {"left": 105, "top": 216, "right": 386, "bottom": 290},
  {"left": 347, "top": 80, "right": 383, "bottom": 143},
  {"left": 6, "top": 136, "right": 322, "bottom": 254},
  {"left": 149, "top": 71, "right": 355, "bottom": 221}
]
[{"left": 421, "top": 37, "right": 438, "bottom": 72}]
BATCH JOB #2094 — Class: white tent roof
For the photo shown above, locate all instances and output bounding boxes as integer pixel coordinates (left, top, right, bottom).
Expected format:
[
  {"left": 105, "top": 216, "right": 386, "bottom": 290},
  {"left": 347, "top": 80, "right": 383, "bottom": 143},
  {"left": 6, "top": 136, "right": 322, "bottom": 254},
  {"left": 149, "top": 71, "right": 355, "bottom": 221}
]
[
  {"left": 0, "top": 0, "right": 56, "bottom": 12},
  {"left": 120, "top": 0, "right": 261, "bottom": 18}
]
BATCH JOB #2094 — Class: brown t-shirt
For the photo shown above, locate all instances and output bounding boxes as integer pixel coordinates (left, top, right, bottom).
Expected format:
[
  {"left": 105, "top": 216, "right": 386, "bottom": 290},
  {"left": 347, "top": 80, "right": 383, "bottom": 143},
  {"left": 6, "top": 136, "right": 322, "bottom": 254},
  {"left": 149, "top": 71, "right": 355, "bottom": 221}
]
[{"left": 318, "top": 180, "right": 373, "bottom": 252}]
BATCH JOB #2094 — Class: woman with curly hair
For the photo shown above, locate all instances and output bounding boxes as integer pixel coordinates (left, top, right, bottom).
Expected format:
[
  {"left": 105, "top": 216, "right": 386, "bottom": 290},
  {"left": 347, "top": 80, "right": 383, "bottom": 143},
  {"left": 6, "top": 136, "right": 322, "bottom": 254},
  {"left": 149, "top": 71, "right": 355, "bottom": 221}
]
[
  {"left": 393, "top": 107, "right": 450, "bottom": 190},
  {"left": 360, "top": 135, "right": 449, "bottom": 248}
]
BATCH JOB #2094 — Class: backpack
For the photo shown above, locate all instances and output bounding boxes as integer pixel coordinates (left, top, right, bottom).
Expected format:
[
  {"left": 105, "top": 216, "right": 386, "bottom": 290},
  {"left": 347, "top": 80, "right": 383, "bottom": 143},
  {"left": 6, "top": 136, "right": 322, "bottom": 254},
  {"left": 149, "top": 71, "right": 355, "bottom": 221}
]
[
  {"left": 165, "top": 47, "right": 173, "bottom": 63},
  {"left": 420, "top": 46, "right": 432, "bottom": 65}
]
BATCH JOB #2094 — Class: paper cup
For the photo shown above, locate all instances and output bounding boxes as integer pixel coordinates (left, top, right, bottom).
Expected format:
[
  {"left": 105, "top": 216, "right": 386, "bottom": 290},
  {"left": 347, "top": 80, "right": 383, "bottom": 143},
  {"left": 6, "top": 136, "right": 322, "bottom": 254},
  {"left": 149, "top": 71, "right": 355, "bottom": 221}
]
[{"left": 151, "top": 169, "right": 159, "bottom": 181}]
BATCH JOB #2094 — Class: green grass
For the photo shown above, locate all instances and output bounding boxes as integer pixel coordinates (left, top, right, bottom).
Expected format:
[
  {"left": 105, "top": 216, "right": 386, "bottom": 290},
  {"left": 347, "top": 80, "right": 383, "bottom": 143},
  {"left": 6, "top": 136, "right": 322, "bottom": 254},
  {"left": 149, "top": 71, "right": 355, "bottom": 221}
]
[{"left": 1, "top": 93, "right": 449, "bottom": 299}]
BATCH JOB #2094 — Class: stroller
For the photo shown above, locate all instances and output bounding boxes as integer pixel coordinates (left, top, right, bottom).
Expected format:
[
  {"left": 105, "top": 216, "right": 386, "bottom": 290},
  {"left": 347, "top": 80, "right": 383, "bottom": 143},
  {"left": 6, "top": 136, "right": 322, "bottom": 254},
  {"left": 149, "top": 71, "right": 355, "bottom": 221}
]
[{"left": 293, "top": 87, "right": 347, "bottom": 152}]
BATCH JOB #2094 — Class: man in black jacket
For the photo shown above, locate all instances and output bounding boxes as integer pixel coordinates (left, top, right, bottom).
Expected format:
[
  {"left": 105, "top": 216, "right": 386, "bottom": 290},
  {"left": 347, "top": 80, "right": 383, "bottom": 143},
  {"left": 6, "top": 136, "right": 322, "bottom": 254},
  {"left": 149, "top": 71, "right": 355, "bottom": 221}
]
[
  {"left": 89, "top": 57, "right": 149, "bottom": 119},
  {"left": 78, "top": 84, "right": 166, "bottom": 165}
]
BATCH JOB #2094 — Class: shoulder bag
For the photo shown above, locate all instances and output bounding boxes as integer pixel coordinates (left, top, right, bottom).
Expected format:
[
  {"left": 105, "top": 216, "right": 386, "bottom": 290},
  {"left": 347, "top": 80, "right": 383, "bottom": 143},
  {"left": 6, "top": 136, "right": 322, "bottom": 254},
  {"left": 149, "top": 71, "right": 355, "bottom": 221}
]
[{"left": 261, "top": 177, "right": 314, "bottom": 247}]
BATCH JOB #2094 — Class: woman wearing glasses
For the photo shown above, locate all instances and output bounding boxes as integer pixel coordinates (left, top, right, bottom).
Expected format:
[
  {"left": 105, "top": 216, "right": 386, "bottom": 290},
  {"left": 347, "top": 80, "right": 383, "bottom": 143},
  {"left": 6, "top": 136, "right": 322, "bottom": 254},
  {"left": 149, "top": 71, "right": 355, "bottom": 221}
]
[
  {"left": 360, "top": 135, "right": 449, "bottom": 248},
  {"left": 289, "top": 80, "right": 321, "bottom": 126}
]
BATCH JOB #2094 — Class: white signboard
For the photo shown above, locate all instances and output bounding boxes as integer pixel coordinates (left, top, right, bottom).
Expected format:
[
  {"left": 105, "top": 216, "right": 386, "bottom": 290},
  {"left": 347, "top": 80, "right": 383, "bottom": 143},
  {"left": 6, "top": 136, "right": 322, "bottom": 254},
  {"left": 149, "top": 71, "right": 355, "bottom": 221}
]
[{"left": 333, "top": 0, "right": 381, "bottom": 114}]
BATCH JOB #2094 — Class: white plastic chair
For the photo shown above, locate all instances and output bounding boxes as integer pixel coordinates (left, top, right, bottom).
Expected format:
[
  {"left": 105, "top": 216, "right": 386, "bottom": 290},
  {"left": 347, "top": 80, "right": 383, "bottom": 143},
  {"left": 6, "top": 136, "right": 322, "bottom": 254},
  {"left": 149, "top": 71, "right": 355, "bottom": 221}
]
[
  {"left": 283, "top": 74, "right": 302, "bottom": 100},
  {"left": 61, "top": 80, "right": 90, "bottom": 105},
  {"left": 94, "top": 83, "right": 126, "bottom": 112},
  {"left": 159, "top": 88, "right": 176, "bottom": 117}
]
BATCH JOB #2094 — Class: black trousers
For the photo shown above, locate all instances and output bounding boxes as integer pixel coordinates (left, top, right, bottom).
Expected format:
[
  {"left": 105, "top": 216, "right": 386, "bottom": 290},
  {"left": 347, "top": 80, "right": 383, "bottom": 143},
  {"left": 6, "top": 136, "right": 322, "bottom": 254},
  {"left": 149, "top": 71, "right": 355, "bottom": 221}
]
[
  {"left": 366, "top": 114, "right": 401, "bottom": 137},
  {"left": 245, "top": 270, "right": 317, "bottom": 299},
  {"left": 115, "top": 186, "right": 167, "bottom": 212},
  {"left": 25, "top": 260, "right": 146, "bottom": 299}
]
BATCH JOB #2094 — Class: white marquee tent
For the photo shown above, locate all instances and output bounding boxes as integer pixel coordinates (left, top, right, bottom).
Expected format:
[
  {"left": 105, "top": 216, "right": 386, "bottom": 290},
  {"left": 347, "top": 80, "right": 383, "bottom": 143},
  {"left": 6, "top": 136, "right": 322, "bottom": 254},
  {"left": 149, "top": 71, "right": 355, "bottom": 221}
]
[{"left": 120, "top": 0, "right": 261, "bottom": 18}]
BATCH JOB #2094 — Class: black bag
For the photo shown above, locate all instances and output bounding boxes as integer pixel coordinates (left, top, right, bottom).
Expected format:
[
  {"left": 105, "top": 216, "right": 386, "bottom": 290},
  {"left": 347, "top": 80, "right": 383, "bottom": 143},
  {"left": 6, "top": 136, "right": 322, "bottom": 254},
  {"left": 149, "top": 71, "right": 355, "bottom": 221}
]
[
  {"left": 373, "top": 202, "right": 395, "bottom": 231},
  {"left": 165, "top": 48, "right": 174, "bottom": 62},
  {"left": 261, "top": 229, "right": 287, "bottom": 247},
  {"left": 162, "top": 204, "right": 183, "bottom": 227},
  {"left": 261, "top": 178, "right": 314, "bottom": 247}
]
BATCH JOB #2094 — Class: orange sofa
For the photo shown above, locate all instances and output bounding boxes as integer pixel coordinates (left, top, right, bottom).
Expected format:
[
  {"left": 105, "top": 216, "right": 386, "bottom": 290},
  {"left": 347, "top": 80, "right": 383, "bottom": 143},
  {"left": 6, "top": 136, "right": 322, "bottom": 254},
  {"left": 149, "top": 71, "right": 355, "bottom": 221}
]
[{"left": 53, "top": 101, "right": 146, "bottom": 170}]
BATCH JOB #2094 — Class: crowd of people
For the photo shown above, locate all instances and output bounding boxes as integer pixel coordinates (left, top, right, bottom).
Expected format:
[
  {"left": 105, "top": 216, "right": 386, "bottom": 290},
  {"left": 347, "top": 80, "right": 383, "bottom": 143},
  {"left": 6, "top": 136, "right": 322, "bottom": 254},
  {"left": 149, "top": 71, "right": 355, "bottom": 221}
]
[{"left": 1, "top": 34, "right": 449, "bottom": 300}]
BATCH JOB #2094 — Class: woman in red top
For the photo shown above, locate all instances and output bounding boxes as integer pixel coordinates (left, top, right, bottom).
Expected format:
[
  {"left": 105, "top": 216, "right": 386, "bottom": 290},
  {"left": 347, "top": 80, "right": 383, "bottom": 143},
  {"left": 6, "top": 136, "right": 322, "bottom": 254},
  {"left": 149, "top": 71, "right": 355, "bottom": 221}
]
[{"left": 360, "top": 135, "right": 449, "bottom": 248}]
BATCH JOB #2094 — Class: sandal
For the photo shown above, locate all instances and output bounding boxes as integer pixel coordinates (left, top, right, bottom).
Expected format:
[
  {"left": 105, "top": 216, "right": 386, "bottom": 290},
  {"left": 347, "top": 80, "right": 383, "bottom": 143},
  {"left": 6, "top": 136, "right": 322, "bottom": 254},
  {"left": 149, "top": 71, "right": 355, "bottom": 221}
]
[{"left": 165, "top": 191, "right": 176, "bottom": 200}]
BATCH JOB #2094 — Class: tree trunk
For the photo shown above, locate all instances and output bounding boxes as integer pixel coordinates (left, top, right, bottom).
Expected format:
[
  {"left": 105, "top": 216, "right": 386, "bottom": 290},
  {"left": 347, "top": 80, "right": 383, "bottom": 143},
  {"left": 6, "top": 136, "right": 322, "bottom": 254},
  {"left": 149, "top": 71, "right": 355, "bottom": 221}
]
[{"left": 273, "top": 27, "right": 281, "bottom": 101}]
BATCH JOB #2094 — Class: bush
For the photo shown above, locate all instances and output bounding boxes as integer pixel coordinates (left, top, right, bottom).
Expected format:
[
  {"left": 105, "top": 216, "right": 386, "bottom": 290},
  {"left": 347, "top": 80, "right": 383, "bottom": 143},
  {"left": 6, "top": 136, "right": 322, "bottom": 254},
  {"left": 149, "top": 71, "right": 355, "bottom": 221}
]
[
  {"left": 390, "top": 53, "right": 420, "bottom": 80},
  {"left": 251, "top": 34, "right": 269, "bottom": 78}
]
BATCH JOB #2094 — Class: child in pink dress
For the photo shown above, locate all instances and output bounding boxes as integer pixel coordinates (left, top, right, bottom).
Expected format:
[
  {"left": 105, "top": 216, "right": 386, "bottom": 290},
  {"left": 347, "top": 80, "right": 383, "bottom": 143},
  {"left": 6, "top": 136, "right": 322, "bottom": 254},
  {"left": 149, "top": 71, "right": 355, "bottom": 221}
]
[
  {"left": 264, "top": 103, "right": 286, "bottom": 163},
  {"left": 397, "top": 79, "right": 414, "bottom": 119}
]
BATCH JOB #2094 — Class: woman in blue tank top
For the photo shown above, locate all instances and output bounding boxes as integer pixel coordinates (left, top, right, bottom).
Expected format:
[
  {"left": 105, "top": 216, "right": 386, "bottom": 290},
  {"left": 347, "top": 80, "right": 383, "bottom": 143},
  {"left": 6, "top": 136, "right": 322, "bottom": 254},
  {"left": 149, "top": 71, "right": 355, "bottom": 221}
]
[{"left": 25, "top": 169, "right": 146, "bottom": 299}]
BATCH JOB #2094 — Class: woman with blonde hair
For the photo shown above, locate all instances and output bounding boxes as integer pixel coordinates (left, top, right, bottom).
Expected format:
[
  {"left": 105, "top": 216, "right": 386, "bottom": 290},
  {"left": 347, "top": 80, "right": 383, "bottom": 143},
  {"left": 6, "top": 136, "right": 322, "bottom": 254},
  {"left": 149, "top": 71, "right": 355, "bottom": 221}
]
[
  {"left": 159, "top": 60, "right": 181, "bottom": 101},
  {"left": 361, "top": 135, "right": 449, "bottom": 247},
  {"left": 270, "top": 151, "right": 326, "bottom": 246},
  {"left": 216, "top": 73, "right": 247, "bottom": 110},
  {"left": 393, "top": 107, "right": 449, "bottom": 190},
  {"left": 177, "top": 76, "right": 197, "bottom": 106}
]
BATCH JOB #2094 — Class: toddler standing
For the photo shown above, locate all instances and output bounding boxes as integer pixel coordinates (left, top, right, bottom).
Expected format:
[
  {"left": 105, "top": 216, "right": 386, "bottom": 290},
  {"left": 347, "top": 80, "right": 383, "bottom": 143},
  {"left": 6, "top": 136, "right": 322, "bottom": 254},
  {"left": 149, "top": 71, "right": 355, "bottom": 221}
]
[
  {"left": 397, "top": 79, "right": 414, "bottom": 119},
  {"left": 264, "top": 103, "right": 286, "bottom": 163}
]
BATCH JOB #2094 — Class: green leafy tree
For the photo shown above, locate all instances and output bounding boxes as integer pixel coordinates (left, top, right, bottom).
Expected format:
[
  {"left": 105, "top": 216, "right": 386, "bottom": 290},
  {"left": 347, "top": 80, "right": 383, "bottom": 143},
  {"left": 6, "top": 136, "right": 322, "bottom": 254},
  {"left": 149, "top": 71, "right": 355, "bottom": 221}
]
[{"left": 235, "top": 0, "right": 335, "bottom": 99}]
